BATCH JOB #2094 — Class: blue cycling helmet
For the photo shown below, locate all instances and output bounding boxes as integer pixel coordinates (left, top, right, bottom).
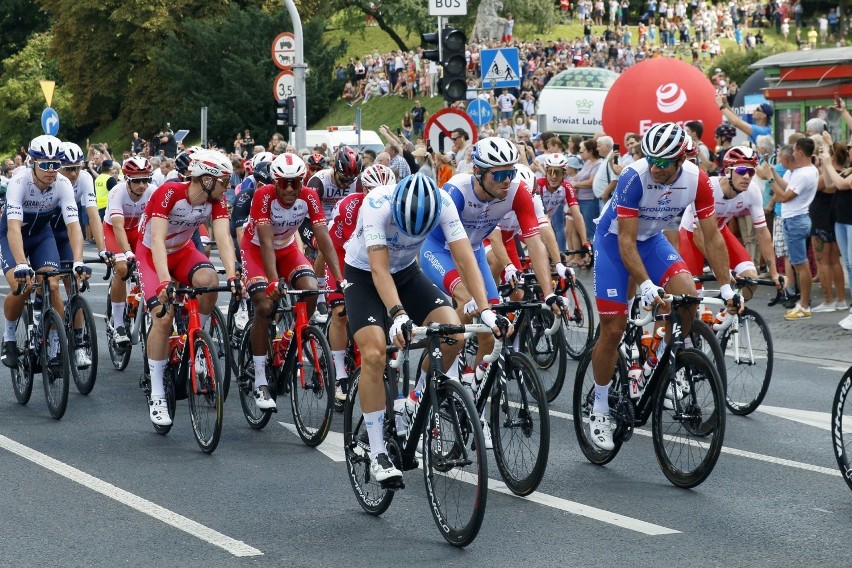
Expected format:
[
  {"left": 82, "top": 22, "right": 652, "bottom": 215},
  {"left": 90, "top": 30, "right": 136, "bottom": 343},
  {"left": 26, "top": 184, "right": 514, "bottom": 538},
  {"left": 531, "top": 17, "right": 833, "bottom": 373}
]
[
  {"left": 59, "top": 142, "right": 85, "bottom": 165},
  {"left": 391, "top": 173, "right": 442, "bottom": 238},
  {"left": 28, "top": 135, "right": 64, "bottom": 160}
]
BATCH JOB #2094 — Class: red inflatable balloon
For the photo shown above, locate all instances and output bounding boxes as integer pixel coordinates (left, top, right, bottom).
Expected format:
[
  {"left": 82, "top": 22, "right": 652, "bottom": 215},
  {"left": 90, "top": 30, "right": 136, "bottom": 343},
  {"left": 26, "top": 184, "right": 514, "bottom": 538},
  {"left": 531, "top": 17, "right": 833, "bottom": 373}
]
[{"left": 602, "top": 58, "right": 722, "bottom": 150}]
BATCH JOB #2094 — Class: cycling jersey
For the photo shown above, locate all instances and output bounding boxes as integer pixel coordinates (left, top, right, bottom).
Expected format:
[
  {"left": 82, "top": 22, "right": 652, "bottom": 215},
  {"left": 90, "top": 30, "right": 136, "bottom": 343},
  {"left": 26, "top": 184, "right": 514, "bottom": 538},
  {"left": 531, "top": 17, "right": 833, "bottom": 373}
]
[
  {"left": 596, "top": 159, "right": 715, "bottom": 241},
  {"left": 138, "top": 181, "right": 228, "bottom": 253},
  {"left": 307, "top": 169, "right": 359, "bottom": 219},
  {"left": 242, "top": 184, "right": 326, "bottom": 249},
  {"left": 329, "top": 192, "right": 365, "bottom": 256},
  {"left": 427, "top": 173, "right": 539, "bottom": 251},
  {"left": 535, "top": 177, "right": 579, "bottom": 217},
  {"left": 344, "top": 185, "right": 463, "bottom": 274},
  {"left": 105, "top": 181, "right": 156, "bottom": 228},
  {"left": 230, "top": 186, "right": 254, "bottom": 237},
  {"left": 497, "top": 193, "right": 548, "bottom": 235},
  {"left": 679, "top": 176, "right": 766, "bottom": 233},
  {"left": 0, "top": 167, "right": 79, "bottom": 237},
  {"left": 235, "top": 174, "right": 257, "bottom": 197},
  {"left": 50, "top": 171, "right": 96, "bottom": 232}
]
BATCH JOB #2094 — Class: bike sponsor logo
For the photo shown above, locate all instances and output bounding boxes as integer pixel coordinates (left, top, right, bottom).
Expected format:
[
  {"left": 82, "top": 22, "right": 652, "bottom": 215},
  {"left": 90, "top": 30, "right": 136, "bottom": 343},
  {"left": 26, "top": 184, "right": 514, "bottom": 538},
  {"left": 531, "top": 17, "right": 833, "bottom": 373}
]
[
  {"left": 423, "top": 250, "right": 445, "bottom": 276},
  {"left": 161, "top": 188, "right": 174, "bottom": 207},
  {"left": 834, "top": 376, "right": 851, "bottom": 460}
]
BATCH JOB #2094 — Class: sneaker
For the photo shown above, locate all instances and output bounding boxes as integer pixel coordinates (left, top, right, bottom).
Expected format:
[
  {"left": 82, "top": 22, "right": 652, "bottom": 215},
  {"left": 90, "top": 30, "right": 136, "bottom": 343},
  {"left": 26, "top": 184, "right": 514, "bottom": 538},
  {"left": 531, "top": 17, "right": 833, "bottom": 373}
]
[
  {"left": 663, "top": 380, "right": 687, "bottom": 410},
  {"left": 149, "top": 398, "right": 172, "bottom": 426},
  {"left": 2, "top": 340, "right": 18, "bottom": 368},
  {"left": 112, "top": 325, "right": 130, "bottom": 345},
  {"left": 370, "top": 453, "right": 402, "bottom": 482},
  {"left": 253, "top": 385, "right": 277, "bottom": 410},
  {"left": 335, "top": 380, "right": 347, "bottom": 403},
  {"left": 836, "top": 302, "right": 849, "bottom": 311},
  {"left": 839, "top": 313, "right": 852, "bottom": 331},
  {"left": 480, "top": 419, "right": 493, "bottom": 450},
  {"left": 74, "top": 348, "right": 91, "bottom": 369},
  {"left": 784, "top": 304, "right": 812, "bottom": 320},
  {"left": 588, "top": 413, "right": 615, "bottom": 451},
  {"left": 811, "top": 302, "right": 836, "bottom": 313},
  {"left": 782, "top": 293, "right": 801, "bottom": 310}
]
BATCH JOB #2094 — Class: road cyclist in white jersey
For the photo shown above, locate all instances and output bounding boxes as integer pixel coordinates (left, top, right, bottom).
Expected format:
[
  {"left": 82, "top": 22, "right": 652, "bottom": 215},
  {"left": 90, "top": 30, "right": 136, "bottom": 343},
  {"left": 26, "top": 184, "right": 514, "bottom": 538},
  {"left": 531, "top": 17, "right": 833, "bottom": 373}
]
[
  {"left": 588, "top": 122, "right": 740, "bottom": 451},
  {"left": 0, "top": 135, "right": 92, "bottom": 368},
  {"left": 104, "top": 156, "right": 157, "bottom": 345},
  {"left": 536, "top": 152, "right": 591, "bottom": 266},
  {"left": 342, "top": 172, "right": 509, "bottom": 482}
]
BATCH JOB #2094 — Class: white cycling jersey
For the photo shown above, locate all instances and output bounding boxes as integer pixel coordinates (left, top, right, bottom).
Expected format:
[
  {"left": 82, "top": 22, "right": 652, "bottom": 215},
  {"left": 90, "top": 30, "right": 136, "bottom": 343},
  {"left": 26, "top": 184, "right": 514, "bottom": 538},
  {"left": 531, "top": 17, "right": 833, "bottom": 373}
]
[
  {"left": 498, "top": 193, "right": 548, "bottom": 235},
  {"left": 1, "top": 168, "right": 79, "bottom": 236},
  {"left": 104, "top": 181, "right": 157, "bottom": 228},
  {"left": 307, "top": 169, "right": 359, "bottom": 219},
  {"left": 679, "top": 176, "right": 766, "bottom": 233}
]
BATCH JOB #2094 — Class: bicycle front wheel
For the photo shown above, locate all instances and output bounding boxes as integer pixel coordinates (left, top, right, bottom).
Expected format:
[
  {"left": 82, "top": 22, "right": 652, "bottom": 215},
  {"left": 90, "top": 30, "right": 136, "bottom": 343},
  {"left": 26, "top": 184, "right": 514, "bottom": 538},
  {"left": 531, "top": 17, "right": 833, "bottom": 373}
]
[
  {"left": 689, "top": 319, "right": 726, "bottom": 392},
  {"left": 521, "top": 308, "right": 567, "bottom": 402},
  {"left": 11, "top": 305, "right": 34, "bottom": 405},
  {"left": 831, "top": 368, "right": 852, "bottom": 491},
  {"left": 68, "top": 295, "right": 98, "bottom": 395},
  {"left": 423, "top": 378, "right": 488, "bottom": 548},
  {"left": 187, "top": 329, "right": 224, "bottom": 454},
  {"left": 721, "top": 308, "right": 773, "bottom": 416},
  {"left": 563, "top": 278, "right": 594, "bottom": 359},
  {"left": 41, "top": 310, "right": 71, "bottom": 420},
  {"left": 204, "top": 306, "right": 233, "bottom": 402},
  {"left": 652, "top": 348, "right": 725, "bottom": 489},
  {"left": 289, "top": 325, "right": 334, "bottom": 447},
  {"left": 236, "top": 323, "right": 273, "bottom": 430},
  {"left": 490, "top": 352, "right": 550, "bottom": 496},
  {"left": 106, "top": 282, "right": 132, "bottom": 371}
]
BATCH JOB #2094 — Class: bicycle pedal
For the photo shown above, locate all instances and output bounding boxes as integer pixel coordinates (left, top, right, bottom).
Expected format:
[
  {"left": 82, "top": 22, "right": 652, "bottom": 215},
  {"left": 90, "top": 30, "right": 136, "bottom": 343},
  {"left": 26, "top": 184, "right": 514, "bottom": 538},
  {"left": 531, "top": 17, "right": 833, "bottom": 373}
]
[
  {"left": 401, "top": 454, "right": 419, "bottom": 471},
  {"left": 380, "top": 477, "right": 405, "bottom": 491}
]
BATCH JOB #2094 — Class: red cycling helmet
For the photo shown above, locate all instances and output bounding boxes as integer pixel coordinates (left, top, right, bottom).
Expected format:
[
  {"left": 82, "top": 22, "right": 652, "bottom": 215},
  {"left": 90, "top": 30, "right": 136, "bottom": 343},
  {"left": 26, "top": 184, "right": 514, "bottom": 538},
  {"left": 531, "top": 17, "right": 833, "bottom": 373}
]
[
  {"left": 723, "top": 145, "right": 758, "bottom": 168},
  {"left": 334, "top": 145, "right": 362, "bottom": 180},
  {"left": 122, "top": 156, "right": 152, "bottom": 177},
  {"left": 307, "top": 152, "right": 328, "bottom": 171}
]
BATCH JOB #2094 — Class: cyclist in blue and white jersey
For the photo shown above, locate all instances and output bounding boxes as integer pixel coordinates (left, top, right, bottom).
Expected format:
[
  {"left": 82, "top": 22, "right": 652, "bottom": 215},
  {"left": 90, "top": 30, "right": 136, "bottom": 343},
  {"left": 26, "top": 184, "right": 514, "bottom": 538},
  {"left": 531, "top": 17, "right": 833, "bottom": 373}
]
[
  {"left": 0, "top": 135, "right": 92, "bottom": 368},
  {"left": 343, "top": 173, "right": 506, "bottom": 482},
  {"left": 588, "top": 123, "right": 737, "bottom": 451}
]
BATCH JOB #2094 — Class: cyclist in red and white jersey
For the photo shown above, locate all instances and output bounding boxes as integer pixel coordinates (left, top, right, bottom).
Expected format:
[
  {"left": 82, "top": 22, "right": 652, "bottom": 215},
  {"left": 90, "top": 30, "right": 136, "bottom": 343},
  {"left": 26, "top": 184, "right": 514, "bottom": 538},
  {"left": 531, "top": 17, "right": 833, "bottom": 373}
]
[
  {"left": 137, "top": 149, "right": 242, "bottom": 427},
  {"left": 104, "top": 156, "right": 157, "bottom": 344},
  {"left": 240, "top": 153, "right": 342, "bottom": 410},
  {"left": 678, "top": 146, "right": 781, "bottom": 295},
  {"left": 536, "top": 153, "right": 591, "bottom": 263},
  {"left": 306, "top": 145, "right": 362, "bottom": 219}
]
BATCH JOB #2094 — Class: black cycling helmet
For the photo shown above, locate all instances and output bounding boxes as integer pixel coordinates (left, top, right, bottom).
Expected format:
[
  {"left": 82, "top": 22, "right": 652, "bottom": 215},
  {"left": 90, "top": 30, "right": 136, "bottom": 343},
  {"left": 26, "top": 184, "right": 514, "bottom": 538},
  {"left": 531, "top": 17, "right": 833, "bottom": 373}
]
[
  {"left": 253, "top": 161, "right": 274, "bottom": 186},
  {"left": 334, "top": 145, "right": 362, "bottom": 179}
]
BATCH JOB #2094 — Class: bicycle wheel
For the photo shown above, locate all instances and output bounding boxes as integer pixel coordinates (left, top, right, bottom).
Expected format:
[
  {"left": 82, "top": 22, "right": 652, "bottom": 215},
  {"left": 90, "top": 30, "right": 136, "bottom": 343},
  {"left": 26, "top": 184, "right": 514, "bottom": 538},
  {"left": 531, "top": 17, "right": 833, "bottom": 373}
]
[
  {"left": 289, "top": 325, "right": 335, "bottom": 447},
  {"left": 720, "top": 308, "right": 773, "bottom": 416},
  {"left": 204, "top": 306, "right": 232, "bottom": 402},
  {"left": 105, "top": 282, "right": 132, "bottom": 371},
  {"left": 490, "top": 352, "right": 550, "bottom": 496},
  {"left": 237, "top": 323, "right": 273, "bottom": 430},
  {"left": 423, "top": 378, "right": 488, "bottom": 547},
  {"left": 11, "top": 306, "right": 34, "bottom": 405},
  {"left": 563, "top": 278, "right": 594, "bottom": 360},
  {"left": 68, "top": 295, "right": 98, "bottom": 395},
  {"left": 521, "top": 308, "right": 567, "bottom": 403},
  {"left": 831, "top": 368, "right": 852, "bottom": 491},
  {"left": 186, "top": 328, "right": 224, "bottom": 454},
  {"left": 652, "top": 348, "right": 725, "bottom": 489},
  {"left": 343, "top": 369, "right": 395, "bottom": 515},
  {"left": 41, "top": 310, "right": 71, "bottom": 420},
  {"left": 227, "top": 296, "right": 251, "bottom": 380},
  {"left": 572, "top": 339, "right": 626, "bottom": 465},
  {"left": 689, "top": 318, "right": 726, "bottom": 392}
]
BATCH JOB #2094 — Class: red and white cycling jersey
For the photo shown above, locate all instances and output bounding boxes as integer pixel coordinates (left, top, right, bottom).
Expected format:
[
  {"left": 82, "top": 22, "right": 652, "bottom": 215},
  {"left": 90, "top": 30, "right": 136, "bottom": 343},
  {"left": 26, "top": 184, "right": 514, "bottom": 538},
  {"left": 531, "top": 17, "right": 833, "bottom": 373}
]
[
  {"left": 679, "top": 176, "right": 766, "bottom": 233},
  {"left": 242, "top": 184, "right": 326, "bottom": 249},
  {"left": 329, "top": 192, "right": 365, "bottom": 254},
  {"left": 307, "top": 169, "right": 359, "bottom": 219},
  {"left": 138, "top": 181, "right": 228, "bottom": 253},
  {"left": 497, "top": 193, "right": 548, "bottom": 236},
  {"left": 104, "top": 181, "right": 156, "bottom": 227},
  {"left": 535, "top": 177, "right": 579, "bottom": 217}
]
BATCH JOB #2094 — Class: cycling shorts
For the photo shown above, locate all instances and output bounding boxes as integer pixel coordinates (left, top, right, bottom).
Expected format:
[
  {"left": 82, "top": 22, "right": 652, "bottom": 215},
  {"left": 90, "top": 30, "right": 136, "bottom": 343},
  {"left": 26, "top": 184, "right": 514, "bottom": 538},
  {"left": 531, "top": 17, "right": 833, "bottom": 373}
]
[
  {"left": 678, "top": 226, "right": 754, "bottom": 285},
  {"left": 593, "top": 230, "right": 690, "bottom": 316},
  {"left": 104, "top": 223, "right": 141, "bottom": 255},
  {"left": 0, "top": 228, "right": 60, "bottom": 274},
  {"left": 344, "top": 262, "right": 451, "bottom": 335},
  {"left": 137, "top": 242, "right": 215, "bottom": 305},
  {"left": 53, "top": 228, "right": 73, "bottom": 265},
  {"left": 419, "top": 242, "right": 499, "bottom": 302},
  {"left": 240, "top": 237, "right": 314, "bottom": 295}
]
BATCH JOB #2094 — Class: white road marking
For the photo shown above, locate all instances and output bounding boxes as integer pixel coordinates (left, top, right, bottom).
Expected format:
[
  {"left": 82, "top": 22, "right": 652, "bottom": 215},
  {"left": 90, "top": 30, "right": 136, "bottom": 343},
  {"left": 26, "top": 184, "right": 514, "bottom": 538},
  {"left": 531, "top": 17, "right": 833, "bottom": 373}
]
[
  {"left": 280, "top": 422, "right": 345, "bottom": 462},
  {"left": 0, "top": 434, "right": 263, "bottom": 557}
]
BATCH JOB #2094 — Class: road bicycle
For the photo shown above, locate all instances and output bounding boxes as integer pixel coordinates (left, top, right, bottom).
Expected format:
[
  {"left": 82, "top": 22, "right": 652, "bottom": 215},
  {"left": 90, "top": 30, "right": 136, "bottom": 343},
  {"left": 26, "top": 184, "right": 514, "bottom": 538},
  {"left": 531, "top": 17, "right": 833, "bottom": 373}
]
[
  {"left": 139, "top": 283, "right": 231, "bottom": 453},
  {"left": 10, "top": 268, "right": 75, "bottom": 419},
  {"left": 236, "top": 285, "right": 334, "bottom": 446},
  {"left": 344, "top": 322, "right": 496, "bottom": 547},
  {"left": 831, "top": 365, "right": 852, "bottom": 491},
  {"left": 573, "top": 294, "right": 726, "bottom": 488},
  {"left": 106, "top": 260, "right": 147, "bottom": 371}
]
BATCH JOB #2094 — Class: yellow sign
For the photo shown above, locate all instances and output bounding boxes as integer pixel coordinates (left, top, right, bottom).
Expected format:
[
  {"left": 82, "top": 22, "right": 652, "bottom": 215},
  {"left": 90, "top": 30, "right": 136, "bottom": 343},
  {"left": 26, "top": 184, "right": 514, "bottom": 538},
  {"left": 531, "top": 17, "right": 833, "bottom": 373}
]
[{"left": 39, "top": 80, "right": 55, "bottom": 107}]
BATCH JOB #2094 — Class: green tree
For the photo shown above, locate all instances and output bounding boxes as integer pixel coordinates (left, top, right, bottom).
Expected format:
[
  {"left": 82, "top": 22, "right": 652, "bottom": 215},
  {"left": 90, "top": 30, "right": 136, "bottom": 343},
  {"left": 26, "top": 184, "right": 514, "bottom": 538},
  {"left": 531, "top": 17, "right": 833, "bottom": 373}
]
[{"left": 0, "top": 1, "right": 50, "bottom": 63}]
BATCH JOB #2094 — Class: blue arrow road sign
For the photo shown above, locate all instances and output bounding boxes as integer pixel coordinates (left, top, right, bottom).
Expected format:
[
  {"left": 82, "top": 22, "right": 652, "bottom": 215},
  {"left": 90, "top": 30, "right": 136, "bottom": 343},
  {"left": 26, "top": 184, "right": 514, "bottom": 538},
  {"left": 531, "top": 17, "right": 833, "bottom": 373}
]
[
  {"left": 41, "top": 107, "right": 59, "bottom": 136},
  {"left": 466, "top": 99, "right": 493, "bottom": 127},
  {"left": 480, "top": 48, "right": 521, "bottom": 89}
]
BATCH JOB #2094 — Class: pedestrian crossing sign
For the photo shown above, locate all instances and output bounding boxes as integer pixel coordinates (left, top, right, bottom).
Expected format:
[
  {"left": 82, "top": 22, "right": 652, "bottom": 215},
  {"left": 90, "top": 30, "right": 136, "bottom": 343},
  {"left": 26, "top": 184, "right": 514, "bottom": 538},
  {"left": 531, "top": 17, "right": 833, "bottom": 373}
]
[{"left": 480, "top": 48, "right": 521, "bottom": 88}]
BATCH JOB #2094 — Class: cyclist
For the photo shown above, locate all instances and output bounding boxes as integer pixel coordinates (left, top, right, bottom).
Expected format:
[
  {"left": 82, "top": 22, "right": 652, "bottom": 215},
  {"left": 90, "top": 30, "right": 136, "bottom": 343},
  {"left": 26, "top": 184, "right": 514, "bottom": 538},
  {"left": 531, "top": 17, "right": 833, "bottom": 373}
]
[
  {"left": 305, "top": 152, "right": 328, "bottom": 181},
  {"left": 104, "top": 156, "right": 157, "bottom": 345},
  {"left": 323, "top": 164, "right": 395, "bottom": 404},
  {"left": 240, "top": 153, "right": 342, "bottom": 410},
  {"left": 536, "top": 152, "right": 591, "bottom": 266},
  {"left": 0, "top": 135, "right": 92, "bottom": 368},
  {"left": 231, "top": 161, "right": 274, "bottom": 246},
  {"left": 343, "top": 172, "right": 506, "bottom": 482},
  {"left": 137, "top": 149, "right": 242, "bottom": 426},
  {"left": 589, "top": 122, "right": 737, "bottom": 451},
  {"left": 678, "top": 146, "right": 781, "bottom": 297}
]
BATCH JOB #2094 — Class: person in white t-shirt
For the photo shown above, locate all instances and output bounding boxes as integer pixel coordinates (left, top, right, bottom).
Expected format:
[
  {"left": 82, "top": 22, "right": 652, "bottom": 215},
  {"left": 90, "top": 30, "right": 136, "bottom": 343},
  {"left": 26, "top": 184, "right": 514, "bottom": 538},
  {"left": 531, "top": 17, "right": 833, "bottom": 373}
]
[{"left": 497, "top": 89, "right": 516, "bottom": 120}]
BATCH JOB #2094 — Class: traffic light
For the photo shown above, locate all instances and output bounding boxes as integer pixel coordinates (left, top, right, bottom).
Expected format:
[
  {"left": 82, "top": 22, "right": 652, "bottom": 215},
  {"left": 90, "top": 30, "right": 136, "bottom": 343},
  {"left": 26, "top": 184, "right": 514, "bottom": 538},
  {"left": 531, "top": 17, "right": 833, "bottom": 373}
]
[
  {"left": 421, "top": 27, "right": 468, "bottom": 103},
  {"left": 276, "top": 97, "right": 296, "bottom": 127}
]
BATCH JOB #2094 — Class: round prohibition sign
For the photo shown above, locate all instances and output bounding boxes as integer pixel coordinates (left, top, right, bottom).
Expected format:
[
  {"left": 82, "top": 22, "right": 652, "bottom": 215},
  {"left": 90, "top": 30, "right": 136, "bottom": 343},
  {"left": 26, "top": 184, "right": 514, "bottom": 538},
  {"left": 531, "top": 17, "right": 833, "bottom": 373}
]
[
  {"left": 273, "top": 70, "right": 295, "bottom": 102},
  {"left": 424, "top": 108, "right": 478, "bottom": 155},
  {"left": 272, "top": 32, "right": 296, "bottom": 70}
]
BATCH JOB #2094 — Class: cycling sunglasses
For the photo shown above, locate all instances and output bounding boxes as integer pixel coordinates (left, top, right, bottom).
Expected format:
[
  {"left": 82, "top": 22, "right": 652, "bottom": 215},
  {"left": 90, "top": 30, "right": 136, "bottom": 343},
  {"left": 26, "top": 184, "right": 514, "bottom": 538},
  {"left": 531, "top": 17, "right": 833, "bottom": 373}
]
[
  {"left": 546, "top": 168, "right": 565, "bottom": 176},
  {"left": 730, "top": 166, "right": 755, "bottom": 177},
  {"left": 61, "top": 165, "right": 82, "bottom": 173},
  {"left": 35, "top": 160, "right": 62, "bottom": 172},
  {"left": 128, "top": 177, "right": 152, "bottom": 185},
  {"left": 647, "top": 156, "right": 677, "bottom": 169},
  {"left": 490, "top": 169, "right": 517, "bottom": 182},
  {"left": 276, "top": 177, "right": 303, "bottom": 190}
]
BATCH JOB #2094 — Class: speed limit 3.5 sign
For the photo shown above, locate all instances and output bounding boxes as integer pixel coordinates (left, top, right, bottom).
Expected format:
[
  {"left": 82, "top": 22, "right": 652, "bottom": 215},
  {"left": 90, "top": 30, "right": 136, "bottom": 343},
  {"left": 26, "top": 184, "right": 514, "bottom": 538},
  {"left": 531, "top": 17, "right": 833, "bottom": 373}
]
[{"left": 273, "top": 70, "right": 295, "bottom": 103}]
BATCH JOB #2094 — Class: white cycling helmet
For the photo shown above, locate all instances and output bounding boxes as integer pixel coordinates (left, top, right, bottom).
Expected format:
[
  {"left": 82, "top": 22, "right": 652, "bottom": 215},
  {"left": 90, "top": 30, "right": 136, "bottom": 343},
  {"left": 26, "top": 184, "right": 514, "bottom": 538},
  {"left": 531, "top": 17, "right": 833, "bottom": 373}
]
[
  {"left": 543, "top": 152, "right": 568, "bottom": 169},
  {"left": 250, "top": 151, "right": 276, "bottom": 170},
  {"left": 60, "top": 142, "right": 85, "bottom": 165},
  {"left": 187, "top": 149, "right": 233, "bottom": 178},
  {"left": 270, "top": 153, "right": 307, "bottom": 180},
  {"left": 360, "top": 164, "right": 396, "bottom": 190},
  {"left": 28, "top": 135, "right": 64, "bottom": 160},
  {"left": 641, "top": 122, "right": 687, "bottom": 160},
  {"left": 514, "top": 163, "right": 536, "bottom": 194},
  {"left": 472, "top": 137, "right": 519, "bottom": 168}
]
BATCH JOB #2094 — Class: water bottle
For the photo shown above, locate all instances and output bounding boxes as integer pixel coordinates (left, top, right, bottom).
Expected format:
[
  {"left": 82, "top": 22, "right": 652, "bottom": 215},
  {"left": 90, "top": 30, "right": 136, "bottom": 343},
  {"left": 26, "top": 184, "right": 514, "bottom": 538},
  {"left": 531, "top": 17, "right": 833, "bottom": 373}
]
[
  {"left": 700, "top": 305, "right": 714, "bottom": 324},
  {"left": 473, "top": 361, "right": 489, "bottom": 394},
  {"left": 272, "top": 329, "right": 294, "bottom": 367},
  {"left": 642, "top": 352, "right": 658, "bottom": 379},
  {"left": 127, "top": 284, "right": 141, "bottom": 319},
  {"left": 640, "top": 330, "right": 652, "bottom": 358},
  {"left": 649, "top": 327, "right": 665, "bottom": 356},
  {"left": 169, "top": 333, "right": 185, "bottom": 365},
  {"left": 713, "top": 308, "right": 728, "bottom": 326},
  {"left": 628, "top": 361, "right": 644, "bottom": 399},
  {"left": 393, "top": 396, "right": 407, "bottom": 435}
]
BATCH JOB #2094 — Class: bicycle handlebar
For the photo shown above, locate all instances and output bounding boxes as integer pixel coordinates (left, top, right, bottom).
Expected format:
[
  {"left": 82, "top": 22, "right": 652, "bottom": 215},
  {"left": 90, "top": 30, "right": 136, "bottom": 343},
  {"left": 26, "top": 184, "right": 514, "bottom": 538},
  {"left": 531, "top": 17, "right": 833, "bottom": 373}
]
[
  {"left": 388, "top": 322, "right": 503, "bottom": 370},
  {"left": 156, "top": 284, "right": 235, "bottom": 318}
]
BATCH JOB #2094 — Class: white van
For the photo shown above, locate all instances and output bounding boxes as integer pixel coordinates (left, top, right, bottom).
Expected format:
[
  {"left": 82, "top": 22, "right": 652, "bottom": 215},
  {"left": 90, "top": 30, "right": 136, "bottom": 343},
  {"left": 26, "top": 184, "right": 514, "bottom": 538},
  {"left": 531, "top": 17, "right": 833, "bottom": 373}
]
[{"left": 305, "top": 126, "right": 385, "bottom": 155}]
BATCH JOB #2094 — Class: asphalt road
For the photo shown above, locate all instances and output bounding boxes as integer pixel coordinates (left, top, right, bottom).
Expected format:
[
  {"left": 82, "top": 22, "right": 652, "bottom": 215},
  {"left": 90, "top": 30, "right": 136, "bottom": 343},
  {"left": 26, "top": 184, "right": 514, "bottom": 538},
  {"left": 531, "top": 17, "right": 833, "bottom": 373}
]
[{"left": 0, "top": 255, "right": 850, "bottom": 568}]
